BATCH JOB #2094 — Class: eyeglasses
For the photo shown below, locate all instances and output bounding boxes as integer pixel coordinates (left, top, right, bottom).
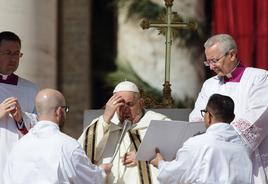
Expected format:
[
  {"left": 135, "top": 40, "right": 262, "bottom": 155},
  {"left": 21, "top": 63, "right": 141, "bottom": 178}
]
[
  {"left": 200, "top": 109, "right": 208, "bottom": 117},
  {"left": 203, "top": 53, "right": 227, "bottom": 66},
  {"left": 0, "top": 50, "right": 23, "bottom": 59},
  {"left": 60, "top": 106, "right": 69, "bottom": 113}
]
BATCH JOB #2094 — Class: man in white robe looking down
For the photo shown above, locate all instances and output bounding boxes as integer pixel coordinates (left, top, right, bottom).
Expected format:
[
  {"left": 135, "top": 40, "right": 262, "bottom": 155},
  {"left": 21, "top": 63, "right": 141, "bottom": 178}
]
[
  {"left": 151, "top": 94, "right": 252, "bottom": 184},
  {"left": 78, "top": 81, "right": 170, "bottom": 184},
  {"left": 189, "top": 34, "right": 268, "bottom": 183},
  {"left": 3, "top": 88, "right": 112, "bottom": 184},
  {"left": 0, "top": 31, "right": 38, "bottom": 183}
]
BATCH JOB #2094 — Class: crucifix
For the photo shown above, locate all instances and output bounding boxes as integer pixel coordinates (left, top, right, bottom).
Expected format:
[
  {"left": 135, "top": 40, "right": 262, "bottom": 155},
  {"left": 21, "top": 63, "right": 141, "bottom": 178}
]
[{"left": 140, "top": 0, "right": 197, "bottom": 108}]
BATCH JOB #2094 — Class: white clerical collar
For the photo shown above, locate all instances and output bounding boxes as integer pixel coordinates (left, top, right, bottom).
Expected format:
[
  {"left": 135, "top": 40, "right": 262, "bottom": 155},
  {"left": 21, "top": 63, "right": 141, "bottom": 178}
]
[
  {"left": 0, "top": 73, "right": 9, "bottom": 80},
  {"left": 225, "top": 61, "right": 240, "bottom": 79}
]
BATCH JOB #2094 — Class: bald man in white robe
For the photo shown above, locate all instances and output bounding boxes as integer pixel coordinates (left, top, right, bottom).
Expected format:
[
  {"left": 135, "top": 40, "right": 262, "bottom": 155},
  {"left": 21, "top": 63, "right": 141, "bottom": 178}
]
[
  {"left": 3, "top": 89, "right": 112, "bottom": 184},
  {"left": 190, "top": 34, "right": 268, "bottom": 183}
]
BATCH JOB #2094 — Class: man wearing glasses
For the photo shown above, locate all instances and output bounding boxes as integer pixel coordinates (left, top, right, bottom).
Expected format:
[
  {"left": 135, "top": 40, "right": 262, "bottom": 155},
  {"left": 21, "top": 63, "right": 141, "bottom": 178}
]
[
  {"left": 189, "top": 34, "right": 268, "bottom": 183},
  {"left": 0, "top": 31, "right": 38, "bottom": 183},
  {"left": 151, "top": 94, "right": 252, "bottom": 184},
  {"left": 4, "top": 89, "right": 112, "bottom": 183},
  {"left": 78, "top": 81, "right": 170, "bottom": 184}
]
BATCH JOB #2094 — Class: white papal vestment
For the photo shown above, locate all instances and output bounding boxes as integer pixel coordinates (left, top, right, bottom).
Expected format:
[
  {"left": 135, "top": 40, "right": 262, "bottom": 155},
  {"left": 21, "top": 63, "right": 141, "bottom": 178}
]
[
  {"left": 190, "top": 67, "right": 268, "bottom": 183},
  {"left": 157, "top": 123, "right": 252, "bottom": 184},
  {"left": 4, "top": 121, "right": 104, "bottom": 184},
  {"left": 0, "top": 76, "right": 38, "bottom": 183},
  {"left": 78, "top": 110, "right": 169, "bottom": 184}
]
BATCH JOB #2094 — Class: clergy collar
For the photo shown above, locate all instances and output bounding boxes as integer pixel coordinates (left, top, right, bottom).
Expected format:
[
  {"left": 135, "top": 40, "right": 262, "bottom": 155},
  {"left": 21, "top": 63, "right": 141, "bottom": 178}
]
[
  {"left": 109, "top": 109, "right": 146, "bottom": 131},
  {"left": 0, "top": 73, "right": 18, "bottom": 85},
  {"left": 218, "top": 63, "right": 246, "bottom": 83}
]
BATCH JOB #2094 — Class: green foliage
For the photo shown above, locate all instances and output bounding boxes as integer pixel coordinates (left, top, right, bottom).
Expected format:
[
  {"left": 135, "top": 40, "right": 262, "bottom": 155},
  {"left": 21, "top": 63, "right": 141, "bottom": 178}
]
[
  {"left": 128, "top": 0, "right": 165, "bottom": 20},
  {"left": 115, "top": 0, "right": 208, "bottom": 48},
  {"left": 104, "top": 61, "right": 162, "bottom": 99},
  {"left": 115, "top": 0, "right": 165, "bottom": 20},
  {"left": 103, "top": 60, "right": 194, "bottom": 108}
]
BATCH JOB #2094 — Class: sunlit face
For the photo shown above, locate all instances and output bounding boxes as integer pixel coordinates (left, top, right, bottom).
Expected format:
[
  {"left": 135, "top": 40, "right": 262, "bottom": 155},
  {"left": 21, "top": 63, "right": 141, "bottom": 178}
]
[
  {"left": 205, "top": 43, "right": 236, "bottom": 77},
  {"left": 0, "top": 40, "right": 21, "bottom": 75},
  {"left": 116, "top": 91, "right": 144, "bottom": 124}
]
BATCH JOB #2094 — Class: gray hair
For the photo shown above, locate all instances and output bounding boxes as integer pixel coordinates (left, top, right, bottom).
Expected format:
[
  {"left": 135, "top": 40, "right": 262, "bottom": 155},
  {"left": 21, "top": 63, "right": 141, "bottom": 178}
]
[{"left": 204, "top": 34, "right": 237, "bottom": 54}]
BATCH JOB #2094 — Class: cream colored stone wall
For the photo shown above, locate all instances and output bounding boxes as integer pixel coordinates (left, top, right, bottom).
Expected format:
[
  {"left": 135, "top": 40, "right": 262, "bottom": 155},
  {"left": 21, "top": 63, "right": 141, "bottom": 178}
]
[
  {"left": 0, "top": 0, "right": 92, "bottom": 138},
  {"left": 58, "top": 0, "right": 91, "bottom": 138}
]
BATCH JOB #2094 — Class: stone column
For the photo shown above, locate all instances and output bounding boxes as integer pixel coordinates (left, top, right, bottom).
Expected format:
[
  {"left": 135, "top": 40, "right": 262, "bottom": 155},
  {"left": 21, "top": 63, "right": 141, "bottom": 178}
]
[
  {"left": 58, "top": 0, "right": 91, "bottom": 138},
  {"left": 0, "top": 0, "right": 57, "bottom": 88}
]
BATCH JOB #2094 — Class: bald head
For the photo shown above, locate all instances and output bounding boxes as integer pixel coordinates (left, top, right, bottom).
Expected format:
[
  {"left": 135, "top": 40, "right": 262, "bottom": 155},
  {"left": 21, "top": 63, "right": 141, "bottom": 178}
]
[{"left": 35, "top": 89, "right": 66, "bottom": 116}]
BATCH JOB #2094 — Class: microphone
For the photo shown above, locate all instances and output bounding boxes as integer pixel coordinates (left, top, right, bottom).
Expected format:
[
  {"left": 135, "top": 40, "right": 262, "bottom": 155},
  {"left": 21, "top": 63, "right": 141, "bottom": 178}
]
[{"left": 109, "top": 119, "right": 132, "bottom": 163}]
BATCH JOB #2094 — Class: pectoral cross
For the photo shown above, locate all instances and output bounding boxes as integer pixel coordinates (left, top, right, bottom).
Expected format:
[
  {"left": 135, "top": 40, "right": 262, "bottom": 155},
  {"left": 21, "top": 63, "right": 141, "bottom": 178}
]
[{"left": 140, "top": 0, "right": 197, "bottom": 107}]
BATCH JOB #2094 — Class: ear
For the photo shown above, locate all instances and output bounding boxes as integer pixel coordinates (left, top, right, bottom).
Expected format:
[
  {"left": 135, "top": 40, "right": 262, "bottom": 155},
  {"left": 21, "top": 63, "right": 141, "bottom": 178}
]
[
  {"left": 229, "top": 49, "right": 237, "bottom": 61},
  {"left": 207, "top": 112, "right": 213, "bottom": 127},
  {"left": 139, "top": 98, "right": 145, "bottom": 109},
  {"left": 55, "top": 107, "right": 62, "bottom": 118}
]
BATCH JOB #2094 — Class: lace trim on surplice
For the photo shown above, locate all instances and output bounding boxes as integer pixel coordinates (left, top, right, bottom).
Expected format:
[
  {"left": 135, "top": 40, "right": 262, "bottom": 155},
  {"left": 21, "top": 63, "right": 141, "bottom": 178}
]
[{"left": 232, "top": 118, "right": 262, "bottom": 151}]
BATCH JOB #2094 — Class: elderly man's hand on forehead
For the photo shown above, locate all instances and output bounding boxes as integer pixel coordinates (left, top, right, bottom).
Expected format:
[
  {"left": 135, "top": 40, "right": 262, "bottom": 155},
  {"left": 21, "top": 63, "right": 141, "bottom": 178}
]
[{"left": 103, "top": 94, "right": 125, "bottom": 123}]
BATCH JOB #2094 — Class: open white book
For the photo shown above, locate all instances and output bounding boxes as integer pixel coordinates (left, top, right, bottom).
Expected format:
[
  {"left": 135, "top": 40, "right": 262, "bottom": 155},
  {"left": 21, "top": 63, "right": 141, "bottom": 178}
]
[{"left": 136, "top": 120, "right": 206, "bottom": 161}]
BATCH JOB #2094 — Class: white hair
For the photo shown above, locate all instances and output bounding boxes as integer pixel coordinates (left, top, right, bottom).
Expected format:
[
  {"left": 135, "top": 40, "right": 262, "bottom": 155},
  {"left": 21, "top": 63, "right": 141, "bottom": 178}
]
[{"left": 204, "top": 34, "right": 237, "bottom": 54}]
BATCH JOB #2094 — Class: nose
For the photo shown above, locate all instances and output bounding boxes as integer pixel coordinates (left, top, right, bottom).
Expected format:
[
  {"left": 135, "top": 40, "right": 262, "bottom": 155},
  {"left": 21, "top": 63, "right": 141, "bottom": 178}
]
[
  {"left": 8, "top": 55, "right": 18, "bottom": 62},
  {"left": 209, "top": 64, "right": 215, "bottom": 70}
]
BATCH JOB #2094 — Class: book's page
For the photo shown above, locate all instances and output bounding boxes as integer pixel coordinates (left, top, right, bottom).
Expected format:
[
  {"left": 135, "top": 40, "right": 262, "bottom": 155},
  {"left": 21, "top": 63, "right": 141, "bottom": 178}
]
[{"left": 136, "top": 120, "right": 206, "bottom": 161}]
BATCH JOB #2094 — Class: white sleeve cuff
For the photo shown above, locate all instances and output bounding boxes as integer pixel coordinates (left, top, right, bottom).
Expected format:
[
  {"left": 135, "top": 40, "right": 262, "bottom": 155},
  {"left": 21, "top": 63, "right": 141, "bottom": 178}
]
[
  {"left": 99, "top": 115, "right": 111, "bottom": 132},
  {"left": 158, "top": 160, "right": 165, "bottom": 169}
]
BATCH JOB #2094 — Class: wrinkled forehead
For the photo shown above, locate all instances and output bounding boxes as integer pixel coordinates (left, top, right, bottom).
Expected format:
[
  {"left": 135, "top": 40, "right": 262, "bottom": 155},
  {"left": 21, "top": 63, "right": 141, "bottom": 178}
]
[
  {"left": 115, "top": 91, "right": 139, "bottom": 101},
  {"left": 205, "top": 43, "right": 222, "bottom": 56}
]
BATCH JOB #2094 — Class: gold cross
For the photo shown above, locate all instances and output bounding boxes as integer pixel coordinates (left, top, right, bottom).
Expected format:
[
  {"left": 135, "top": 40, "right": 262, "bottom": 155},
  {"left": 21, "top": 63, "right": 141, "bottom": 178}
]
[{"left": 140, "top": 0, "right": 197, "bottom": 107}]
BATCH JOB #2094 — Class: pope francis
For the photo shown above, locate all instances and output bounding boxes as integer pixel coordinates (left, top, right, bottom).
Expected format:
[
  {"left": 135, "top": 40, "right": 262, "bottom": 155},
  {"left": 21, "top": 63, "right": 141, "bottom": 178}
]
[{"left": 79, "top": 81, "right": 170, "bottom": 184}]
